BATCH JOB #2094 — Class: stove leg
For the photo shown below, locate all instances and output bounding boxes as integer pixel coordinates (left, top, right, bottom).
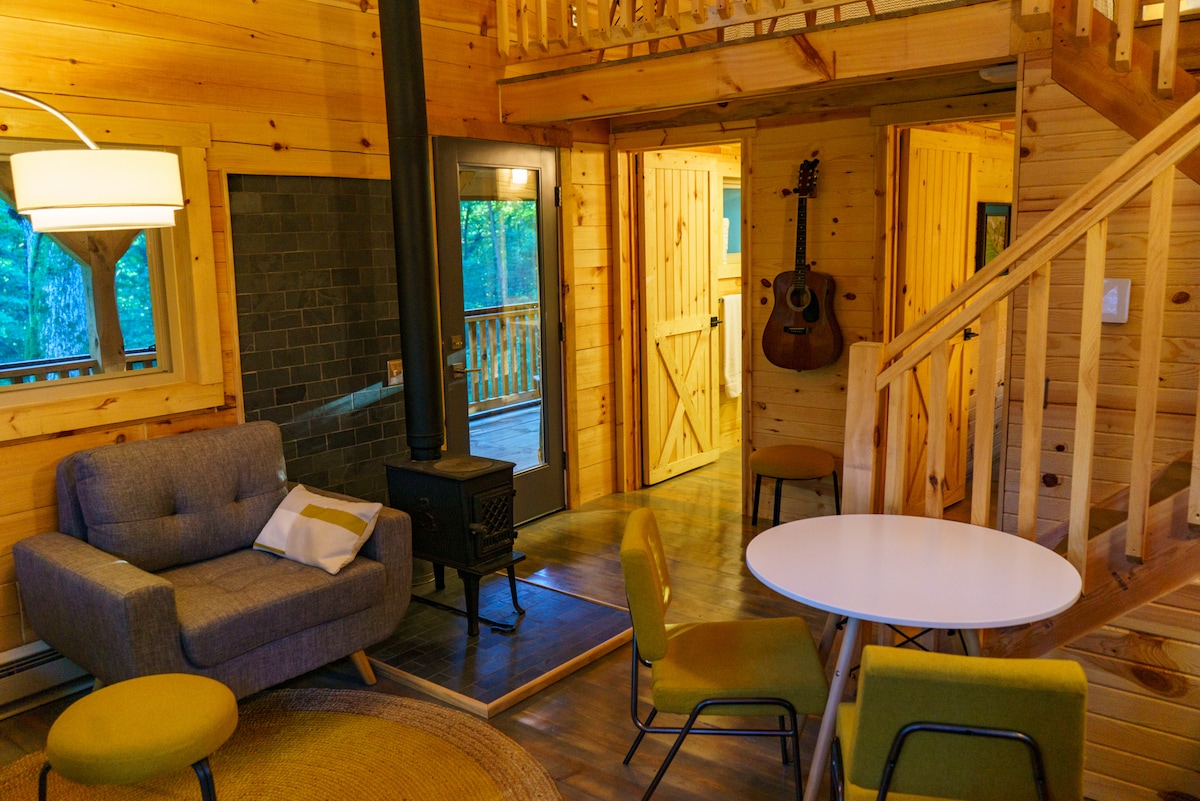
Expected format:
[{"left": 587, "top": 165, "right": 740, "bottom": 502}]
[
  {"left": 506, "top": 565, "right": 526, "bottom": 615},
  {"left": 458, "top": 570, "right": 481, "bottom": 637},
  {"left": 433, "top": 563, "right": 446, "bottom": 591}
]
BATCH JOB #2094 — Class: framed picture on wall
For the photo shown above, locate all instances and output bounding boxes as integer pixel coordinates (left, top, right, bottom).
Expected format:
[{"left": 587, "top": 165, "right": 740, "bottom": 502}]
[
  {"left": 975, "top": 202, "right": 1011, "bottom": 271},
  {"left": 719, "top": 180, "right": 742, "bottom": 279}
]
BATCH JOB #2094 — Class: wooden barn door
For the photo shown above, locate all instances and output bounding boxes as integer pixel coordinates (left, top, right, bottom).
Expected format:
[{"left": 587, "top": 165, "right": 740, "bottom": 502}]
[
  {"left": 639, "top": 149, "right": 721, "bottom": 485},
  {"left": 895, "top": 128, "right": 979, "bottom": 514}
]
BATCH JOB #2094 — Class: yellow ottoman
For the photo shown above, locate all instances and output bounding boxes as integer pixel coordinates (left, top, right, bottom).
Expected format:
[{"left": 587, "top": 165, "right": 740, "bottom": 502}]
[
  {"left": 39, "top": 673, "right": 238, "bottom": 801},
  {"left": 750, "top": 444, "right": 840, "bottom": 526}
]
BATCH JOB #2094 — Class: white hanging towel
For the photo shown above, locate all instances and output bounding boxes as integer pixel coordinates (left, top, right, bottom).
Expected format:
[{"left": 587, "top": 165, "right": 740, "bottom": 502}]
[{"left": 721, "top": 293, "right": 742, "bottom": 398}]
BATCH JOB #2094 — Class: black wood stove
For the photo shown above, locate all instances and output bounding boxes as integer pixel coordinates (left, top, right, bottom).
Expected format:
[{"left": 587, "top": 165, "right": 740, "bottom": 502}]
[{"left": 385, "top": 455, "right": 524, "bottom": 636}]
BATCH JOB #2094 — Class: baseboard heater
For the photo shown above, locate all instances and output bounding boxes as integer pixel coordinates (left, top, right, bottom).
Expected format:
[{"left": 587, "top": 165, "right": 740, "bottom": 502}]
[{"left": 0, "top": 641, "right": 89, "bottom": 719}]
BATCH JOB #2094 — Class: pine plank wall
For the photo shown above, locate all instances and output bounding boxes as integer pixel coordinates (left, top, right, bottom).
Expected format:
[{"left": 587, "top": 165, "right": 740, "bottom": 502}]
[
  {"left": 746, "top": 113, "right": 879, "bottom": 520},
  {"left": 1014, "top": 52, "right": 1200, "bottom": 799}
]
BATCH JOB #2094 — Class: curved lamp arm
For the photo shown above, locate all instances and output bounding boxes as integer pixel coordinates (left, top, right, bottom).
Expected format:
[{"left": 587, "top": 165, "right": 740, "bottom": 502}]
[{"left": 0, "top": 86, "right": 99, "bottom": 150}]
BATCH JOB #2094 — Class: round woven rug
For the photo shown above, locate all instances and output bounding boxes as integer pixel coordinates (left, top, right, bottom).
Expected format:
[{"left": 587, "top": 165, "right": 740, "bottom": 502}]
[{"left": 0, "top": 688, "right": 561, "bottom": 801}]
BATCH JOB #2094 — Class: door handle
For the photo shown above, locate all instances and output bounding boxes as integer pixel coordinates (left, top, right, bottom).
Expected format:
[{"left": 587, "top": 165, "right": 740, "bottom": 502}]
[{"left": 452, "top": 364, "right": 482, "bottom": 378}]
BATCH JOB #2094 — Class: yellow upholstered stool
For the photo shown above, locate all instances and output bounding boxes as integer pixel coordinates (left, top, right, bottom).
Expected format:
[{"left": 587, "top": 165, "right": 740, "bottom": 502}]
[
  {"left": 750, "top": 444, "right": 840, "bottom": 526},
  {"left": 39, "top": 673, "right": 238, "bottom": 801}
]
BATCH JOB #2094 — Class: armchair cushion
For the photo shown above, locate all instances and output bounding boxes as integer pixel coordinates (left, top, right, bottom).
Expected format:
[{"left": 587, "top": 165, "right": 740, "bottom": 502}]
[
  {"left": 162, "top": 549, "right": 386, "bottom": 667},
  {"left": 253, "top": 484, "right": 382, "bottom": 574},
  {"left": 64, "top": 422, "right": 288, "bottom": 572}
]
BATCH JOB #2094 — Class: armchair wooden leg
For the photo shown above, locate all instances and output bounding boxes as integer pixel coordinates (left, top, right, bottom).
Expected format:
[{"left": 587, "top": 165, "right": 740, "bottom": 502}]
[{"left": 349, "top": 650, "right": 376, "bottom": 685}]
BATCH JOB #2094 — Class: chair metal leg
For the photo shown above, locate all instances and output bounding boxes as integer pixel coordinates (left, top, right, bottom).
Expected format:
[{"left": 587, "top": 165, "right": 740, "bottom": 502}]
[
  {"left": 193, "top": 757, "right": 218, "bottom": 801},
  {"left": 624, "top": 708, "right": 657, "bottom": 764},
  {"left": 773, "top": 478, "right": 783, "bottom": 527},
  {"left": 789, "top": 709, "right": 803, "bottom": 801},
  {"left": 830, "top": 738, "right": 845, "bottom": 801},
  {"left": 641, "top": 707, "right": 705, "bottom": 801},
  {"left": 38, "top": 762, "right": 51, "bottom": 801},
  {"left": 752, "top": 474, "right": 763, "bottom": 525},
  {"left": 779, "top": 715, "right": 790, "bottom": 764},
  {"left": 832, "top": 470, "right": 841, "bottom": 514}
]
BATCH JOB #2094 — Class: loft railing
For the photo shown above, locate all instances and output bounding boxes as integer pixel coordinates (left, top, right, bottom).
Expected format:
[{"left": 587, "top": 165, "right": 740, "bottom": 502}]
[
  {"left": 842, "top": 83, "right": 1200, "bottom": 589},
  {"left": 493, "top": 0, "right": 886, "bottom": 60},
  {"left": 497, "top": 0, "right": 1198, "bottom": 66},
  {"left": 464, "top": 303, "right": 542, "bottom": 414}
]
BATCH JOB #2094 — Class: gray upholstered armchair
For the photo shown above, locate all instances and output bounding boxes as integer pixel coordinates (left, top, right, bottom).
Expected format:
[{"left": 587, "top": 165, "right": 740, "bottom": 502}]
[{"left": 13, "top": 421, "right": 411, "bottom": 698}]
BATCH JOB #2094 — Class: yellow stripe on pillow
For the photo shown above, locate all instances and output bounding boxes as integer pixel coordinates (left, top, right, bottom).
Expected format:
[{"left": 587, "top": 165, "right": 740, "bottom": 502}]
[{"left": 299, "top": 504, "right": 369, "bottom": 536}]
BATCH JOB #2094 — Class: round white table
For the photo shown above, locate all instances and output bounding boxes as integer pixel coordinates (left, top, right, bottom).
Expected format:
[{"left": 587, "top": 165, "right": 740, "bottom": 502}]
[{"left": 746, "top": 514, "right": 1082, "bottom": 801}]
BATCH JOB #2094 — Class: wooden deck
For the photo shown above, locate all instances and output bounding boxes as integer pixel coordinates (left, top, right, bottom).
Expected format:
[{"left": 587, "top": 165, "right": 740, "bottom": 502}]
[{"left": 470, "top": 402, "right": 542, "bottom": 474}]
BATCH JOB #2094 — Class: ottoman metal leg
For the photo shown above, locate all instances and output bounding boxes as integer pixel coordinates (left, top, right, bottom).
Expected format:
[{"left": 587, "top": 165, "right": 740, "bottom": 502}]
[{"left": 194, "top": 757, "right": 218, "bottom": 801}]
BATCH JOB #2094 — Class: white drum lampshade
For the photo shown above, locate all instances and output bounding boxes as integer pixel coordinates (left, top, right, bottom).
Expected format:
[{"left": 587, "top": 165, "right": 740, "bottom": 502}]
[{"left": 10, "top": 148, "right": 183, "bottom": 233}]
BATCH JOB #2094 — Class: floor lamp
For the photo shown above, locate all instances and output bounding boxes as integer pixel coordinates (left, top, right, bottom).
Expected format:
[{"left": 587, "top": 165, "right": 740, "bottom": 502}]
[{"left": 0, "top": 87, "right": 182, "bottom": 233}]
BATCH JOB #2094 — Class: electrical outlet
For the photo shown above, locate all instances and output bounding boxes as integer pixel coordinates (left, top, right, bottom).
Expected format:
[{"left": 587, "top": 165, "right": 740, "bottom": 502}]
[{"left": 387, "top": 359, "right": 404, "bottom": 387}]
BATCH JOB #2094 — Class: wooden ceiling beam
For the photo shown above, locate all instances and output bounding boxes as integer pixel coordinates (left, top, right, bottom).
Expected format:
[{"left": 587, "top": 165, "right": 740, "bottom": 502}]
[
  {"left": 499, "top": 0, "right": 1015, "bottom": 123},
  {"left": 609, "top": 70, "right": 1015, "bottom": 132}
]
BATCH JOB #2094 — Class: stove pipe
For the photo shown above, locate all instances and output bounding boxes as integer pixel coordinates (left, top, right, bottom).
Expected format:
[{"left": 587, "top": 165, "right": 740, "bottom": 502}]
[{"left": 379, "top": 0, "right": 444, "bottom": 461}]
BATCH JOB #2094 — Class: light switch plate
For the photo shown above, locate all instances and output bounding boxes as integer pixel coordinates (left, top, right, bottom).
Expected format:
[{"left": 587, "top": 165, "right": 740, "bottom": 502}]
[{"left": 1101, "top": 278, "right": 1131, "bottom": 324}]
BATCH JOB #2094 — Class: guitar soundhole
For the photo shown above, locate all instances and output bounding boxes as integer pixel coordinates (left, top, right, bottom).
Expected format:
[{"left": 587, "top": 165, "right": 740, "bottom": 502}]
[{"left": 787, "top": 287, "right": 821, "bottom": 323}]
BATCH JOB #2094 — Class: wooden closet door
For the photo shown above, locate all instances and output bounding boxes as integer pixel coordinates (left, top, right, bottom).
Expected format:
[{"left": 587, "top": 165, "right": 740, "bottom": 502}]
[
  {"left": 639, "top": 149, "right": 721, "bottom": 485},
  {"left": 896, "top": 128, "right": 979, "bottom": 514}
]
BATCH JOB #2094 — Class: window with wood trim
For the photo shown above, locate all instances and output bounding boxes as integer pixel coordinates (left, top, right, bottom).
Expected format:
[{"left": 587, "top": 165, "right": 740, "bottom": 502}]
[
  {"left": 0, "top": 111, "right": 223, "bottom": 442},
  {"left": 0, "top": 167, "right": 167, "bottom": 388}
]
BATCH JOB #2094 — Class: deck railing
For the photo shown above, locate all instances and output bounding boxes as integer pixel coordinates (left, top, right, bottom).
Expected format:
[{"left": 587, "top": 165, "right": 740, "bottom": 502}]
[
  {"left": 0, "top": 349, "right": 158, "bottom": 386},
  {"left": 842, "top": 71, "right": 1200, "bottom": 588},
  {"left": 464, "top": 304, "right": 542, "bottom": 414}
]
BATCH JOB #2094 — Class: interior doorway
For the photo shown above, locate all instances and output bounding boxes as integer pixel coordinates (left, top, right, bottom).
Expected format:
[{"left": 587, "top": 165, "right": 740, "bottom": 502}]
[
  {"left": 630, "top": 143, "right": 744, "bottom": 487},
  {"left": 886, "top": 117, "right": 1015, "bottom": 522}
]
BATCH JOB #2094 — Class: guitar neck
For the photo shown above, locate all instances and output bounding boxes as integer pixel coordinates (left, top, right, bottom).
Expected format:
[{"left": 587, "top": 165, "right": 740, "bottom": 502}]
[{"left": 793, "top": 196, "right": 809, "bottom": 291}]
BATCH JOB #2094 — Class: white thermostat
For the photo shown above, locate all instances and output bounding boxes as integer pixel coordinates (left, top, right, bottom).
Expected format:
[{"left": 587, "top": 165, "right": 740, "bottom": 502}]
[{"left": 1101, "top": 278, "right": 1131, "bottom": 324}]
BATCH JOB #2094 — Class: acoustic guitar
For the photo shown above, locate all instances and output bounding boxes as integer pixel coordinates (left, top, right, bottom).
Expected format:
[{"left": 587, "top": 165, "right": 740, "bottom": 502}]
[{"left": 762, "top": 159, "right": 843, "bottom": 371}]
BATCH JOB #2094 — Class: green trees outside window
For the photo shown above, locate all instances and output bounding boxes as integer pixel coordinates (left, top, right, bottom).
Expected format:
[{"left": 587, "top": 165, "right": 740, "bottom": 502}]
[
  {"left": 0, "top": 196, "right": 156, "bottom": 382},
  {"left": 459, "top": 199, "right": 539, "bottom": 311}
]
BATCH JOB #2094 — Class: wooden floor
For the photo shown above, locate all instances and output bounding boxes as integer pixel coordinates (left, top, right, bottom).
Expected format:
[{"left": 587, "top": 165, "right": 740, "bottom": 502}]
[{"left": 0, "top": 449, "right": 841, "bottom": 800}]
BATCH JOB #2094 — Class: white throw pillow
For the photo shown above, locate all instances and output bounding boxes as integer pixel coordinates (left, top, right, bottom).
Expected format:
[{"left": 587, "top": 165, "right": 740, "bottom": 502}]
[{"left": 254, "top": 485, "right": 382, "bottom": 575}]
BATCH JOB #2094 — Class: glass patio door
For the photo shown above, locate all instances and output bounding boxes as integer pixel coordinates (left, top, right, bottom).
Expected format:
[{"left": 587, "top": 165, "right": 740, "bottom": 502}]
[{"left": 433, "top": 139, "right": 564, "bottom": 524}]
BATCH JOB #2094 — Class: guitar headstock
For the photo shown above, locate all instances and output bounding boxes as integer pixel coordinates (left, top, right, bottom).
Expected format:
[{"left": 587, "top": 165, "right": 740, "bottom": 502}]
[{"left": 795, "top": 159, "right": 820, "bottom": 199}]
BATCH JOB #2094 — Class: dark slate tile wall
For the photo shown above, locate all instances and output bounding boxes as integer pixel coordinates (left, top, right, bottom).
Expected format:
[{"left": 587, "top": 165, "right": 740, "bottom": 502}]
[{"left": 228, "top": 175, "right": 406, "bottom": 503}]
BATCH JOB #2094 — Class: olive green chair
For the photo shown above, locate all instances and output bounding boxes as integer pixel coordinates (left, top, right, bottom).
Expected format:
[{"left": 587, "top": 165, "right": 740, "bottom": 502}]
[
  {"left": 832, "top": 646, "right": 1087, "bottom": 801},
  {"left": 619, "top": 507, "right": 829, "bottom": 801}
]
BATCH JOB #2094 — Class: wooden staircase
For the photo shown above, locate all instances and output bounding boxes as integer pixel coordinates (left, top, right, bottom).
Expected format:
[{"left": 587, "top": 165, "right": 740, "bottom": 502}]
[
  {"left": 841, "top": 0, "right": 1200, "bottom": 662},
  {"left": 988, "top": 458, "right": 1199, "bottom": 657},
  {"left": 1050, "top": 0, "right": 1200, "bottom": 182}
]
